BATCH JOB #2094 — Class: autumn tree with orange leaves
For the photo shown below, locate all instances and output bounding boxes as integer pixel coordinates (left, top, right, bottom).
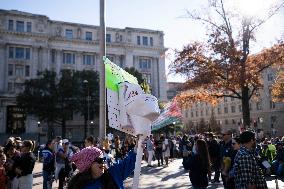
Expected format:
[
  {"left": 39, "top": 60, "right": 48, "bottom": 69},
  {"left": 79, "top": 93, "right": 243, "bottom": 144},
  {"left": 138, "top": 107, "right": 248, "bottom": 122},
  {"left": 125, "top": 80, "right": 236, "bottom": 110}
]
[
  {"left": 170, "top": 0, "right": 284, "bottom": 128},
  {"left": 272, "top": 69, "right": 284, "bottom": 102}
]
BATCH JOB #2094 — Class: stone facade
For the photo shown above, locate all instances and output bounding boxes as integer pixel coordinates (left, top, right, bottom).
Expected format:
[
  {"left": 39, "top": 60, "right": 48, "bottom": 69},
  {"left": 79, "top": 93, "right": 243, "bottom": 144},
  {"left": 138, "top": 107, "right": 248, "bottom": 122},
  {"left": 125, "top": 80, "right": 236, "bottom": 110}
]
[
  {"left": 182, "top": 67, "right": 284, "bottom": 137},
  {"left": 0, "top": 9, "right": 167, "bottom": 142}
]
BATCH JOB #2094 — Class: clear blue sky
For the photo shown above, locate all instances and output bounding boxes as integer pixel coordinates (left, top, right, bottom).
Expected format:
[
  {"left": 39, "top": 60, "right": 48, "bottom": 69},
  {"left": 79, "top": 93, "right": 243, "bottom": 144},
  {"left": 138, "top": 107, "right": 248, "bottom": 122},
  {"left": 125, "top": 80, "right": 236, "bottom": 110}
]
[{"left": 1, "top": 0, "right": 283, "bottom": 82}]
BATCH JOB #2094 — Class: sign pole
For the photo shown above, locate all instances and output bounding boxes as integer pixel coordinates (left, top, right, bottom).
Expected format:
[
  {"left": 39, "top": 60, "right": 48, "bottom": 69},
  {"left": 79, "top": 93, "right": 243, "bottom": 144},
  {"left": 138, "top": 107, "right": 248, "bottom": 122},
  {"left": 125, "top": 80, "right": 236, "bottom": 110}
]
[
  {"left": 132, "top": 134, "right": 146, "bottom": 189},
  {"left": 99, "top": 0, "right": 106, "bottom": 139}
]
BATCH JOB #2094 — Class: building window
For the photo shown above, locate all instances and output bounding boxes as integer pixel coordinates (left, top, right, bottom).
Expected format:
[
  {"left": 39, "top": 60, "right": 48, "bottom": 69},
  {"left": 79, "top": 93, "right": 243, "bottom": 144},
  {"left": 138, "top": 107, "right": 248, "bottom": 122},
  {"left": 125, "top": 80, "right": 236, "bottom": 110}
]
[
  {"left": 83, "top": 55, "right": 93, "bottom": 65},
  {"left": 150, "top": 37, "right": 153, "bottom": 46},
  {"left": 256, "top": 102, "right": 262, "bottom": 110},
  {"left": 9, "top": 47, "right": 14, "bottom": 58},
  {"left": 267, "top": 73, "right": 274, "bottom": 81},
  {"left": 63, "top": 53, "right": 75, "bottom": 64},
  {"left": 205, "top": 109, "right": 208, "bottom": 116},
  {"left": 86, "top": 32, "right": 92, "bottom": 40},
  {"left": 15, "top": 47, "right": 25, "bottom": 59},
  {"left": 139, "top": 58, "right": 151, "bottom": 69},
  {"left": 270, "top": 101, "right": 275, "bottom": 109},
  {"left": 239, "top": 105, "right": 242, "bottom": 112},
  {"left": 231, "top": 97, "right": 234, "bottom": 101},
  {"left": 51, "top": 49, "right": 56, "bottom": 63},
  {"left": 8, "top": 82, "right": 13, "bottom": 92},
  {"left": 232, "top": 119, "right": 236, "bottom": 124},
  {"left": 106, "top": 34, "right": 111, "bottom": 42},
  {"left": 15, "top": 65, "right": 24, "bottom": 77},
  {"left": 25, "top": 48, "right": 30, "bottom": 59},
  {"left": 196, "top": 111, "right": 198, "bottom": 117},
  {"left": 142, "top": 36, "right": 148, "bottom": 46},
  {"left": 224, "top": 106, "right": 228, "bottom": 113},
  {"left": 137, "top": 36, "right": 141, "bottom": 45},
  {"left": 191, "top": 112, "right": 194, "bottom": 117},
  {"left": 16, "top": 21, "right": 24, "bottom": 32},
  {"left": 65, "top": 29, "right": 73, "bottom": 39},
  {"left": 224, "top": 97, "right": 227, "bottom": 102},
  {"left": 8, "top": 64, "right": 13, "bottom": 76},
  {"left": 217, "top": 107, "right": 221, "bottom": 114},
  {"left": 25, "top": 65, "right": 30, "bottom": 77},
  {"left": 201, "top": 110, "right": 203, "bottom": 116},
  {"left": 26, "top": 22, "right": 32, "bottom": 32},
  {"left": 231, "top": 106, "right": 236, "bottom": 113},
  {"left": 142, "top": 73, "right": 151, "bottom": 84},
  {"left": 225, "top": 119, "right": 229, "bottom": 125},
  {"left": 8, "top": 20, "right": 13, "bottom": 31},
  {"left": 185, "top": 111, "right": 188, "bottom": 118}
]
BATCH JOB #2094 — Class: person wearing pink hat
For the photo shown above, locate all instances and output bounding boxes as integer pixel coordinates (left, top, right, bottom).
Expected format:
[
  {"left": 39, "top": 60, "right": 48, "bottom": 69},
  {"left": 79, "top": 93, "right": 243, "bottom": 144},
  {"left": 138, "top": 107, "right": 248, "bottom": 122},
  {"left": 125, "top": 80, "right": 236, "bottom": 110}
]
[{"left": 67, "top": 145, "right": 137, "bottom": 189}]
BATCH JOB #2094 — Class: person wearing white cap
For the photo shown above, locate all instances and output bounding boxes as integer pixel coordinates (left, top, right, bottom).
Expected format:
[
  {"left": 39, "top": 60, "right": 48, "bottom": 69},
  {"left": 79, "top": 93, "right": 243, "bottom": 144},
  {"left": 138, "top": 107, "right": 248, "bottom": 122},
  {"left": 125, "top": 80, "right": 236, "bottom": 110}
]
[{"left": 55, "top": 139, "right": 73, "bottom": 189}]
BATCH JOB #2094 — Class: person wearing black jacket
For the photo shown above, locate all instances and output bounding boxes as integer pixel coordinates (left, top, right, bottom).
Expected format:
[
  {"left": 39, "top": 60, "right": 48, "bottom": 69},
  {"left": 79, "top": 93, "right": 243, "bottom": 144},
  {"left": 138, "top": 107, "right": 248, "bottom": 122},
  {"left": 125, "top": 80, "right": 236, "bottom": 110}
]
[
  {"left": 42, "top": 140, "right": 55, "bottom": 189},
  {"left": 207, "top": 133, "right": 221, "bottom": 183},
  {"left": 184, "top": 139, "right": 211, "bottom": 189},
  {"left": 14, "top": 140, "right": 36, "bottom": 189}
]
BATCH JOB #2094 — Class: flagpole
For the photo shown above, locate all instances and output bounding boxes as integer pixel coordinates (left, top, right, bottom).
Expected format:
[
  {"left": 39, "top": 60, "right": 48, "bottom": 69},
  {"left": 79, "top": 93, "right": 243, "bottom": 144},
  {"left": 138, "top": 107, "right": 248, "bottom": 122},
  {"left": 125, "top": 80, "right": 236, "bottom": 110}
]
[{"left": 99, "top": 0, "right": 106, "bottom": 139}]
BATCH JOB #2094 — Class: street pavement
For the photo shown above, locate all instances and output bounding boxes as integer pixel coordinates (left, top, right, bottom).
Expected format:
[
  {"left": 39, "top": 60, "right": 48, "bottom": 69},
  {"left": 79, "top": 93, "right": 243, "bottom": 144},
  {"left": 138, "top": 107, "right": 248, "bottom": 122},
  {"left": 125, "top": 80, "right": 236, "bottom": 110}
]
[{"left": 32, "top": 158, "right": 284, "bottom": 189}]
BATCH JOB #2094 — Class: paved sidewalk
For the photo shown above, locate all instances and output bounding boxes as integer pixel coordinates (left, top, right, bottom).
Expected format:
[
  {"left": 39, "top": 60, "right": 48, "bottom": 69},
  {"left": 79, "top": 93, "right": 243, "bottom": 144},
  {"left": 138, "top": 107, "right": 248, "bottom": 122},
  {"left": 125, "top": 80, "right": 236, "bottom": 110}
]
[{"left": 33, "top": 158, "right": 284, "bottom": 189}]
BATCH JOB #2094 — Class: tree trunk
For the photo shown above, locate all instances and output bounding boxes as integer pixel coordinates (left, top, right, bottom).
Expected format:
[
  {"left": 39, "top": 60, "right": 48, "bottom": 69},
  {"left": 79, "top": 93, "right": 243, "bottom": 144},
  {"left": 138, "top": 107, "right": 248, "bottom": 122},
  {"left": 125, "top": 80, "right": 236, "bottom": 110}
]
[
  {"left": 241, "top": 86, "right": 251, "bottom": 129},
  {"left": 47, "top": 121, "right": 54, "bottom": 140}
]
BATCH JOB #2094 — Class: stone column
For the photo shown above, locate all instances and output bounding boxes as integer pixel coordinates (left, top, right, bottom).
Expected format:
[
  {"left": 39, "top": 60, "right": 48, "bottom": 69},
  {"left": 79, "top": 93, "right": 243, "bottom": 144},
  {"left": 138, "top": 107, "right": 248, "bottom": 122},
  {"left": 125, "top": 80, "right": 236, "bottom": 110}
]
[{"left": 158, "top": 56, "right": 167, "bottom": 101}]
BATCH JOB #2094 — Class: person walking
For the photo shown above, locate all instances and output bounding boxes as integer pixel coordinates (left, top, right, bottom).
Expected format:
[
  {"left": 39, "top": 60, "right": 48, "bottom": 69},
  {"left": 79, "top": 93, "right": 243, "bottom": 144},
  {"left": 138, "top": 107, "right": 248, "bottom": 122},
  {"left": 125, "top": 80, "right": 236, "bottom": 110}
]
[
  {"left": 233, "top": 131, "right": 267, "bottom": 189},
  {"left": 42, "top": 140, "right": 55, "bottom": 189},
  {"left": 184, "top": 139, "right": 211, "bottom": 189},
  {"left": 67, "top": 146, "right": 137, "bottom": 189},
  {"left": 146, "top": 135, "right": 154, "bottom": 167}
]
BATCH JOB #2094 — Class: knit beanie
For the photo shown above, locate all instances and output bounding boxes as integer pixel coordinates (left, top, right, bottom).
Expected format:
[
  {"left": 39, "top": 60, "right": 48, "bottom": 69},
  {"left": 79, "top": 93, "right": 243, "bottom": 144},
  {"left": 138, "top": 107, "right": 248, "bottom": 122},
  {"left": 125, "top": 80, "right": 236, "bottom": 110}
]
[{"left": 71, "top": 147, "right": 103, "bottom": 172}]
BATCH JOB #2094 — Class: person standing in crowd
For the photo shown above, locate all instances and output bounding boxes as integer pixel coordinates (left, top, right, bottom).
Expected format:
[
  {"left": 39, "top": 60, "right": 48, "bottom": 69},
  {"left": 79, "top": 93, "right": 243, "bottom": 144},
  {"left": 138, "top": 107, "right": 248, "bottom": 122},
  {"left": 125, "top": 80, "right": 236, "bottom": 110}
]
[
  {"left": 68, "top": 145, "right": 137, "bottom": 189},
  {"left": 42, "top": 140, "right": 55, "bottom": 189},
  {"left": 0, "top": 153, "right": 7, "bottom": 189},
  {"left": 226, "top": 137, "right": 241, "bottom": 189},
  {"left": 155, "top": 135, "right": 164, "bottom": 167},
  {"left": 84, "top": 136, "right": 95, "bottom": 147},
  {"left": 53, "top": 136, "right": 62, "bottom": 154},
  {"left": 207, "top": 133, "right": 221, "bottom": 183},
  {"left": 272, "top": 141, "right": 284, "bottom": 177},
  {"left": 55, "top": 139, "right": 73, "bottom": 189},
  {"left": 184, "top": 139, "right": 211, "bottom": 189},
  {"left": 114, "top": 135, "right": 122, "bottom": 163},
  {"left": 146, "top": 135, "right": 154, "bottom": 167},
  {"left": 13, "top": 140, "right": 36, "bottom": 189},
  {"left": 3, "top": 142, "right": 20, "bottom": 189},
  {"left": 234, "top": 131, "right": 267, "bottom": 189},
  {"left": 220, "top": 130, "right": 234, "bottom": 189},
  {"left": 162, "top": 136, "right": 170, "bottom": 166}
]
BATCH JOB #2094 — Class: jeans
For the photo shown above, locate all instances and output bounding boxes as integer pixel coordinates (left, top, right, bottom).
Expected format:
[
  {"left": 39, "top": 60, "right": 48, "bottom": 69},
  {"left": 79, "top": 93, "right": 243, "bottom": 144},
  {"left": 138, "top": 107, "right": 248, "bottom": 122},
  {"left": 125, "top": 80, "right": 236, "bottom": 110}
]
[
  {"left": 43, "top": 171, "right": 53, "bottom": 189},
  {"left": 272, "top": 160, "right": 284, "bottom": 176}
]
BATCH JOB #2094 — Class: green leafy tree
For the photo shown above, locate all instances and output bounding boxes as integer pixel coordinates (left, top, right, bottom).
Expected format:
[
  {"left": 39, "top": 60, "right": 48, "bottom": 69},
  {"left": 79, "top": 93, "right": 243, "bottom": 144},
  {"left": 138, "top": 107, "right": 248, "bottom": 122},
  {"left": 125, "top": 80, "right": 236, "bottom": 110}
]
[
  {"left": 124, "top": 67, "right": 151, "bottom": 93},
  {"left": 17, "top": 70, "right": 100, "bottom": 139}
]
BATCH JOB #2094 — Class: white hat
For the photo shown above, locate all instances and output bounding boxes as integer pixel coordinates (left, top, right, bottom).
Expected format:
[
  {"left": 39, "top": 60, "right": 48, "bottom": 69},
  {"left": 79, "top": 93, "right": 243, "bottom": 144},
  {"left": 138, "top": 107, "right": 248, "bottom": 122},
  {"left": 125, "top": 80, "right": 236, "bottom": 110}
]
[{"left": 62, "top": 139, "right": 69, "bottom": 144}]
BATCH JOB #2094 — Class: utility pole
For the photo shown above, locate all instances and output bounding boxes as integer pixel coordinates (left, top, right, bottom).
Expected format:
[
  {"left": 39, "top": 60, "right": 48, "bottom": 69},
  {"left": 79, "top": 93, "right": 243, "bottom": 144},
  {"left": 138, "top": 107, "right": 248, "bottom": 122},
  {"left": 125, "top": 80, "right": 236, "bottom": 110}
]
[{"left": 99, "top": 0, "right": 106, "bottom": 139}]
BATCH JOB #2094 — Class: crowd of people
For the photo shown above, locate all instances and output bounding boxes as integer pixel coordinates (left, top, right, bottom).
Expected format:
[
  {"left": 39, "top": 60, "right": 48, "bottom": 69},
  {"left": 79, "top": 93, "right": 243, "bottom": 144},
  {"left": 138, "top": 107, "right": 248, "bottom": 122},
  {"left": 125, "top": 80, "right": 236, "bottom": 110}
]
[{"left": 0, "top": 131, "right": 283, "bottom": 189}]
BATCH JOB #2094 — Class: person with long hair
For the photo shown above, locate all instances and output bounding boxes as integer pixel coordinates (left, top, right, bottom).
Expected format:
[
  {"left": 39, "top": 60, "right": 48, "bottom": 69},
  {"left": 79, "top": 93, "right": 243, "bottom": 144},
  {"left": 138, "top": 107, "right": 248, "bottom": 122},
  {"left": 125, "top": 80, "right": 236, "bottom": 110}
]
[
  {"left": 67, "top": 145, "right": 136, "bottom": 189},
  {"left": 184, "top": 139, "right": 211, "bottom": 189},
  {"left": 13, "top": 140, "right": 36, "bottom": 189}
]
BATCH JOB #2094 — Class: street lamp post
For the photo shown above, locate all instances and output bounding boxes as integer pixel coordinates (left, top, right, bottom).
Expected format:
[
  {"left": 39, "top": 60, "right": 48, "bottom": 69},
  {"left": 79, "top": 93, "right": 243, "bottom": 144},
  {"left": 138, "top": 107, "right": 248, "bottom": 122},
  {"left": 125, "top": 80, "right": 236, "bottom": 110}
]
[{"left": 83, "top": 80, "right": 90, "bottom": 139}]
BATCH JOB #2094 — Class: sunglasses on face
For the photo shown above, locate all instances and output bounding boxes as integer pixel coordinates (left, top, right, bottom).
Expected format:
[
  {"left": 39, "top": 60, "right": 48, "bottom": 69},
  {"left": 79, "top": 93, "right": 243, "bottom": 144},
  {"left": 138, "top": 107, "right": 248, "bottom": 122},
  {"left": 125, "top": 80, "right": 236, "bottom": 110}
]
[{"left": 94, "top": 157, "right": 105, "bottom": 164}]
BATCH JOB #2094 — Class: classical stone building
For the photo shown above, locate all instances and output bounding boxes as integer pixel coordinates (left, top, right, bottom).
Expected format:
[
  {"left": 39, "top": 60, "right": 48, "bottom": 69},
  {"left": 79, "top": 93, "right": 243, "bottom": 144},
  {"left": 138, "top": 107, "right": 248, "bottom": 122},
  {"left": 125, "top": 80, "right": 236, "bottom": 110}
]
[
  {"left": 0, "top": 9, "right": 167, "bottom": 143},
  {"left": 182, "top": 67, "right": 284, "bottom": 137}
]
